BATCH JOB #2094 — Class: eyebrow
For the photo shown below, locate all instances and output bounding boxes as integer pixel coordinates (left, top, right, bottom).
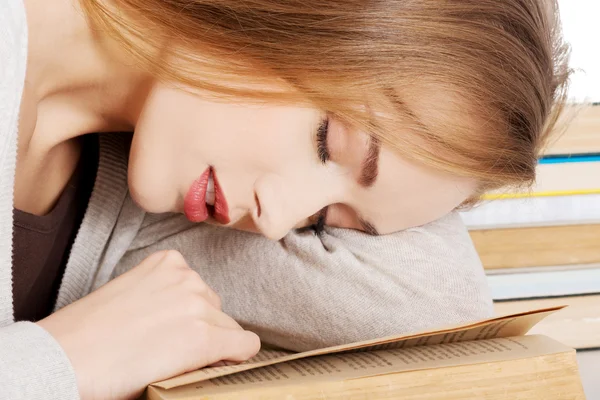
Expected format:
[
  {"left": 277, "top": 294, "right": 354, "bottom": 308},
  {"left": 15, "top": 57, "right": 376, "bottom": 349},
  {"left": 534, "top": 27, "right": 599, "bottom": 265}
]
[
  {"left": 358, "top": 136, "right": 381, "bottom": 187},
  {"left": 356, "top": 136, "right": 381, "bottom": 235}
]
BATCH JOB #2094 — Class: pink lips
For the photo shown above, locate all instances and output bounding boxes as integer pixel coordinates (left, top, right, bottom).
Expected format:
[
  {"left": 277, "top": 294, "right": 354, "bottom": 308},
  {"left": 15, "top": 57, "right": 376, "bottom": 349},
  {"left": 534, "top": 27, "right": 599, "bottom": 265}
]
[{"left": 184, "top": 167, "right": 230, "bottom": 224}]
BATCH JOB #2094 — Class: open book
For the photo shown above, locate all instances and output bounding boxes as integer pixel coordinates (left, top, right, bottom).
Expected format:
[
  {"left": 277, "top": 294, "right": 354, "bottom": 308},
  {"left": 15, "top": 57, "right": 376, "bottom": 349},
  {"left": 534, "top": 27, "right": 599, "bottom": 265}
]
[{"left": 146, "top": 307, "right": 586, "bottom": 399}]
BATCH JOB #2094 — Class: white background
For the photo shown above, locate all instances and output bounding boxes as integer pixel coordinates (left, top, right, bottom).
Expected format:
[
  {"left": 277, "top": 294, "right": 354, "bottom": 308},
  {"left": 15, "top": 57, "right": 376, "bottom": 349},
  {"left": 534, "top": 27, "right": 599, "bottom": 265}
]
[{"left": 558, "top": 0, "right": 600, "bottom": 102}]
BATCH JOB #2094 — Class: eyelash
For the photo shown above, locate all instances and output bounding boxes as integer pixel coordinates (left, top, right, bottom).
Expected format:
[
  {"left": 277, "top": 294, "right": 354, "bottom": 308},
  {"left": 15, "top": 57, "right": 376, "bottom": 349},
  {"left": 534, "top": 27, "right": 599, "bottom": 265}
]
[
  {"left": 316, "top": 117, "right": 330, "bottom": 164},
  {"left": 312, "top": 207, "right": 328, "bottom": 235}
]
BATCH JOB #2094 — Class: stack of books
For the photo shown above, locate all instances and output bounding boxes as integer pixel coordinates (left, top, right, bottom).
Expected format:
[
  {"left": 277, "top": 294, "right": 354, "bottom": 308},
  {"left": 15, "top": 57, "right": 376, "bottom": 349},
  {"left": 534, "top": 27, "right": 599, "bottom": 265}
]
[
  {"left": 461, "top": 105, "right": 600, "bottom": 350},
  {"left": 145, "top": 307, "right": 585, "bottom": 399}
]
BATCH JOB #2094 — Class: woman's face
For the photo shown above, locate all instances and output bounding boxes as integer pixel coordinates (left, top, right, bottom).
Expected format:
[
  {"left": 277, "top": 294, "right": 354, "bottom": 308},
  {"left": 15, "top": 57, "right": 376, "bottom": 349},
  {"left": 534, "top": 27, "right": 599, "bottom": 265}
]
[{"left": 129, "top": 83, "right": 475, "bottom": 240}]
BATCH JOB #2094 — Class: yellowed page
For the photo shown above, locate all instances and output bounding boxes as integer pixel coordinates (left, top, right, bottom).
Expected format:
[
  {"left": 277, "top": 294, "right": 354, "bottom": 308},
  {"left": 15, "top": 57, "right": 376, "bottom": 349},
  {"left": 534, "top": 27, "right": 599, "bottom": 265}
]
[
  {"left": 153, "top": 306, "right": 563, "bottom": 389},
  {"left": 495, "top": 295, "right": 600, "bottom": 349},
  {"left": 153, "top": 335, "right": 572, "bottom": 399}
]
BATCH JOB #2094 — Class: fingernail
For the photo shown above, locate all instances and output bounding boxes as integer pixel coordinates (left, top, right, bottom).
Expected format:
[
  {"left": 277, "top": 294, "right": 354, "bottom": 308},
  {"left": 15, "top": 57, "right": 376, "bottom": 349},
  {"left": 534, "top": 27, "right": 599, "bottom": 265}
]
[{"left": 211, "top": 361, "right": 227, "bottom": 367}]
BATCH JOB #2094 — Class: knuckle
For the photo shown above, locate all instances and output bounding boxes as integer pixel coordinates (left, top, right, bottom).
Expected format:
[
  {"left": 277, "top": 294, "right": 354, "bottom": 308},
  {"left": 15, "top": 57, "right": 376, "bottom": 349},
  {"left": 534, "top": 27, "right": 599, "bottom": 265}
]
[
  {"left": 162, "top": 250, "right": 188, "bottom": 268},
  {"left": 192, "top": 319, "right": 212, "bottom": 341},
  {"left": 212, "top": 292, "right": 222, "bottom": 309},
  {"left": 182, "top": 269, "right": 208, "bottom": 290},
  {"left": 171, "top": 270, "right": 204, "bottom": 293},
  {"left": 183, "top": 293, "right": 210, "bottom": 317},
  {"left": 181, "top": 319, "right": 211, "bottom": 351},
  {"left": 157, "top": 251, "right": 194, "bottom": 283},
  {"left": 245, "top": 332, "right": 261, "bottom": 354}
]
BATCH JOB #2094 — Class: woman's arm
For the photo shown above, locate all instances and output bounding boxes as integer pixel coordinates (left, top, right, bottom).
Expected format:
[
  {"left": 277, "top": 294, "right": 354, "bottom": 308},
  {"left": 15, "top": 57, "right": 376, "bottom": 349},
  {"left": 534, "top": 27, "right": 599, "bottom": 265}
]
[
  {"left": 0, "top": 322, "right": 79, "bottom": 400},
  {"left": 1, "top": 251, "right": 259, "bottom": 400},
  {"left": 116, "top": 211, "right": 493, "bottom": 352}
]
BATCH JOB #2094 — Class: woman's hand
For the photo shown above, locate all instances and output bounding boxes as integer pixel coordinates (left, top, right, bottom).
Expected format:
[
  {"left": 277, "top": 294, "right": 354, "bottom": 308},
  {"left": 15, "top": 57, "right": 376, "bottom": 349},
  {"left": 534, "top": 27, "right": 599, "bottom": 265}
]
[{"left": 37, "top": 250, "right": 260, "bottom": 400}]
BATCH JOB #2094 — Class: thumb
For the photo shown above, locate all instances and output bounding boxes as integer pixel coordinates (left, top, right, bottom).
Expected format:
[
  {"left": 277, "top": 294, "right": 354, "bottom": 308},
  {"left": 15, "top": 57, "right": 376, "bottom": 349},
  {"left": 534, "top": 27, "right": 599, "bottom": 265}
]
[{"left": 196, "top": 327, "right": 261, "bottom": 369}]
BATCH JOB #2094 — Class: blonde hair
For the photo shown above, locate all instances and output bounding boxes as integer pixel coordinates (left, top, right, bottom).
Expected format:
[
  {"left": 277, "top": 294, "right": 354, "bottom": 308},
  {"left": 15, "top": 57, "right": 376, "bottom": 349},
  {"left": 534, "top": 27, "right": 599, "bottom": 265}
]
[{"left": 80, "top": 0, "right": 571, "bottom": 197}]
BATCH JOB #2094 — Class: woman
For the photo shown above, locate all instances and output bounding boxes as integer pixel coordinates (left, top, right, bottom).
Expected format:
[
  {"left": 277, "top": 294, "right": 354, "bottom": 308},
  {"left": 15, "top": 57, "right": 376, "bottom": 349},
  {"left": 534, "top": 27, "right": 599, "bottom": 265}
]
[{"left": 0, "top": 0, "right": 569, "bottom": 398}]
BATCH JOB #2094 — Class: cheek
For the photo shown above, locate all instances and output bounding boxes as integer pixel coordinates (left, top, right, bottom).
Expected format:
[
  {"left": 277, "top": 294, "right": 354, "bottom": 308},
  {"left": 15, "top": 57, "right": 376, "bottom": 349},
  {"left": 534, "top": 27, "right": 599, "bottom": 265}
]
[
  {"left": 363, "top": 151, "right": 475, "bottom": 233},
  {"left": 127, "top": 134, "right": 178, "bottom": 213},
  {"left": 197, "top": 105, "right": 323, "bottom": 179},
  {"left": 326, "top": 204, "right": 364, "bottom": 231},
  {"left": 126, "top": 87, "right": 203, "bottom": 212},
  {"left": 226, "top": 107, "right": 320, "bottom": 167},
  {"left": 128, "top": 82, "right": 324, "bottom": 214}
]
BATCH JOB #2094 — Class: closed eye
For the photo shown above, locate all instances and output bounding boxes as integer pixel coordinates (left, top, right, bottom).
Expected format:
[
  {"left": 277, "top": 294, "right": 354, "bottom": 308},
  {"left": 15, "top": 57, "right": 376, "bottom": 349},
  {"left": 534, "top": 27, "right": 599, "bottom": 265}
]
[{"left": 316, "top": 117, "right": 330, "bottom": 164}]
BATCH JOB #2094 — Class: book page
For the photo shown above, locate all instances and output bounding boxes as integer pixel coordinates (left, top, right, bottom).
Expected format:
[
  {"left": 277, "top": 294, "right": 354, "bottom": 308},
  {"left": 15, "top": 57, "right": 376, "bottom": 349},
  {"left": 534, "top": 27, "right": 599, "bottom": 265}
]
[
  {"left": 177, "top": 349, "right": 294, "bottom": 381},
  {"left": 154, "top": 335, "right": 571, "bottom": 398},
  {"left": 153, "top": 306, "right": 563, "bottom": 389}
]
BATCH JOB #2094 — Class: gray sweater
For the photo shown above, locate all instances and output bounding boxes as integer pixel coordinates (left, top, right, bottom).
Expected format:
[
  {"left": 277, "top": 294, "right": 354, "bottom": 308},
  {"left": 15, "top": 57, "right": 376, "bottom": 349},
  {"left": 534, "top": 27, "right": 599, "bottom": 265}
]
[{"left": 0, "top": 0, "right": 492, "bottom": 398}]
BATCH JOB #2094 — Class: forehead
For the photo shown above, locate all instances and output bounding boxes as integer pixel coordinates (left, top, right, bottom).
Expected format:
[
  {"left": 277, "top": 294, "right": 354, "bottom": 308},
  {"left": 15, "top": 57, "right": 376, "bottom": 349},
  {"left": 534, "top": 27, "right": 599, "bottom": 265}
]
[
  {"left": 354, "top": 83, "right": 483, "bottom": 233},
  {"left": 352, "top": 145, "right": 476, "bottom": 234}
]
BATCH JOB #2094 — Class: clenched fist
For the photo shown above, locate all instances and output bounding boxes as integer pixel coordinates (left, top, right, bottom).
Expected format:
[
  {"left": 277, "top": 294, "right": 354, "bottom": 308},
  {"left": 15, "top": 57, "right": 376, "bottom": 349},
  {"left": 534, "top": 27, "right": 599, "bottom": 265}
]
[{"left": 38, "top": 250, "right": 260, "bottom": 400}]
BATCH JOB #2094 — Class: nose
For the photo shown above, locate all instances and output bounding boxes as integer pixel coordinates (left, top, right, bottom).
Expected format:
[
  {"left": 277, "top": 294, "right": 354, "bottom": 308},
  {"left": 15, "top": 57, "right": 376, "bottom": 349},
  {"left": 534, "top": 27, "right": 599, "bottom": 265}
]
[{"left": 252, "top": 173, "right": 332, "bottom": 240}]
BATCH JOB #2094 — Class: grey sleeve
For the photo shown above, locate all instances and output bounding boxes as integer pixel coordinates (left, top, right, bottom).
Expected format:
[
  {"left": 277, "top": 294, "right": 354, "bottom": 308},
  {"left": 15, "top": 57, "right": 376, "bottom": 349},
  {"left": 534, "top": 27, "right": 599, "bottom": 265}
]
[
  {"left": 0, "top": 322, "right": 79, "bottom": 400},
  {"left": 116, "top": 211, "right": 493, "bottom": 352}
]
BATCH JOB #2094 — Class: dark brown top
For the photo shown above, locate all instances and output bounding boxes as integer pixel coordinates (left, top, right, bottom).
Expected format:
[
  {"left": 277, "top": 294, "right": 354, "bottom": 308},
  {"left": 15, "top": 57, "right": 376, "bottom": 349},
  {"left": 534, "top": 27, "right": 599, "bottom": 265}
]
[{"left": 12, "top": 135, "right": 98, "bottom": 322}]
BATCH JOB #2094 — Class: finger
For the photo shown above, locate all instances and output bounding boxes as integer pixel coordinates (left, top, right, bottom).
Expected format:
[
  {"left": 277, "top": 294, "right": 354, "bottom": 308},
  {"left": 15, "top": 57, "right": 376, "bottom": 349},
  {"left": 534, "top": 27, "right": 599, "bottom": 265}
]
[
  {"left": 197, "top": 303, "right": 243, "bottom": 330},
  {"left": 208, "top": 360, "right": 228, "bottom": 368},
  {"left": 91, "top": 250, "right": 170, "bottom": 296},
  {"left": 179, "top": 269, "right": 222, "bottom": 310},
  {"left": 199, "top": 327, "right": 261, "bottom": 368},
  {"left": 139, "top": 250, "right": 171, "bottom": 269},
  {"left": 208, "top": 360, "right": 236, "bottom": 368},
  {"left": 198, "top": 284, "right": 222, "bottom": 310}
]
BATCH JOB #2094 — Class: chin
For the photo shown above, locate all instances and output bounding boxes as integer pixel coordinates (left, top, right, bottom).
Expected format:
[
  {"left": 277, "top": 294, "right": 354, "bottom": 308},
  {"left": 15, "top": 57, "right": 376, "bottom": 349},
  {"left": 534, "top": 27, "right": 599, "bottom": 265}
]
[
  {"left": 203, "top": 214, "right": 260, "bottom": 234},
  {"left": 127, "top": 184, "right": 175, "bottom": 215}
]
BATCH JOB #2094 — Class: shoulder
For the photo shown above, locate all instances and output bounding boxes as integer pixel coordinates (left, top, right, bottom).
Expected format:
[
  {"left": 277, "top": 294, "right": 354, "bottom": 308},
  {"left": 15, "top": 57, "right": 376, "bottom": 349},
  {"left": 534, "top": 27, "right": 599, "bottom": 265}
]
[
  {"left": 0, "top": 0, "right": 28, "bottom": 140},
  {"left": 0, "top": 0, "right": 28, "bottom": 326},
  {"left": 0, "top": 0, "right": 28, "bottom": 83}
]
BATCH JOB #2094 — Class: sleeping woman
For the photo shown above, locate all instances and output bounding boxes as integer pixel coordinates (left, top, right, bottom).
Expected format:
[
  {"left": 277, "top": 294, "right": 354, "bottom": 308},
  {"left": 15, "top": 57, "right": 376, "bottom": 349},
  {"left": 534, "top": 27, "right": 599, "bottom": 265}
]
[{"left": 0, "top": 0, "right": 570, "bottom": 399}]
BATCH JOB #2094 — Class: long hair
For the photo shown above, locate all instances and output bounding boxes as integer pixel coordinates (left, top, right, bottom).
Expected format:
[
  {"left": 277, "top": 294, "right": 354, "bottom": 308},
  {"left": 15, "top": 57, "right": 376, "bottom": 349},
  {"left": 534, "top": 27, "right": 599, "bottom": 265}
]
[{"left": 79, "top": 0, "right": 571, "bottom": 197}]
